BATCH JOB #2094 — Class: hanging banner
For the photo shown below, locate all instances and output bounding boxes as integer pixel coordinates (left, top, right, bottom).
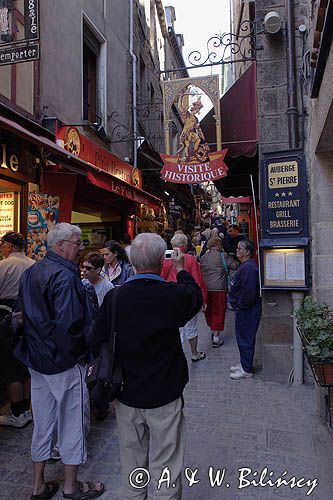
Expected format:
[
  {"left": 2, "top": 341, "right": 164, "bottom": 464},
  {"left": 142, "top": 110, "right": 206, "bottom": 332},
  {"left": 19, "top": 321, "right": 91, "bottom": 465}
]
[
  {"left": 161, "top": 76, "right": 225, "bottom": 184},
  {"left": 27, "top": 193, "right": 60, "bottom": 260},
  {"left": 160, "top": 149, "right": 228, "bottom": 184}
]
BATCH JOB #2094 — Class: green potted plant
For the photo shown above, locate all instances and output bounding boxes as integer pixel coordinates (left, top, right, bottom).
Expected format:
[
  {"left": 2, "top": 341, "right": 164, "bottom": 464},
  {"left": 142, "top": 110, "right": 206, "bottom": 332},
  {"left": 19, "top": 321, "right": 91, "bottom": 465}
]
[{"left": 296, "top": 296, "right": 333, "bottom": 386}]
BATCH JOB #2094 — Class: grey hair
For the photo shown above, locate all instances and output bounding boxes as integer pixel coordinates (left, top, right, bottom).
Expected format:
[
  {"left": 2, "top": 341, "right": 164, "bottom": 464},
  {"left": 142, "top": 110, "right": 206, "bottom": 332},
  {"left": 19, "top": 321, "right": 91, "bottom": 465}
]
[
  {"left": 47, "top": 223, "right": 81, "bottom": 249},
  {"left": 131, "top": 233, "right": 167, "bottom": 272},
  {"left": 238, "top": 238, "right": 255, "bottom": 257},
  {"left": 171, "top": 233, "right": 188, "bottom": 248}
]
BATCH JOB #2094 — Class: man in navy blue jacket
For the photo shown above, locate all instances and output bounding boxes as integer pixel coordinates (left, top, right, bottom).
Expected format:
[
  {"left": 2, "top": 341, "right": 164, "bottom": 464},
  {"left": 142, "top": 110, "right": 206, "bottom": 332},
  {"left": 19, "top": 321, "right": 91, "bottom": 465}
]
[
  {"left": 90, "top": 233, "right": 203, "bottom": 500},
  {"left": 229, "top": 239, "right": 261, "bottom": 380},
  {"left": 15, "top": 223, "right": 104, "bottom": 500}
]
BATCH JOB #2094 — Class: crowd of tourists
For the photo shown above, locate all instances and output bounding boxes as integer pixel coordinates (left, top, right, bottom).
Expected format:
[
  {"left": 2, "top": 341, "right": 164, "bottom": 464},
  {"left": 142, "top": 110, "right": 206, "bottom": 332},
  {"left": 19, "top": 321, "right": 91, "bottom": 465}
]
[{"left": 0, "top": 220, "right": 261, "bottom": 499}]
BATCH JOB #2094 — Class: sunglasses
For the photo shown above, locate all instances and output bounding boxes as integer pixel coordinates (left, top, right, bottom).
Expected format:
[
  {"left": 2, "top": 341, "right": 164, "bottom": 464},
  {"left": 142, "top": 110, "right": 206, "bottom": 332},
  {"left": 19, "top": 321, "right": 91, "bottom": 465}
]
[{"left": 81, "top": 265, "right": 96, "bottom": 271}]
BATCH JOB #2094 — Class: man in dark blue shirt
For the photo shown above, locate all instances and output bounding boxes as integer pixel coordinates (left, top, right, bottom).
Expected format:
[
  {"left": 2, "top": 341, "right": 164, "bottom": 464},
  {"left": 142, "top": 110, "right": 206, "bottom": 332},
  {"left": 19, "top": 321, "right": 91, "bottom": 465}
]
[{"left": 15, "top": 223, "right": 104, "bottom": 500}]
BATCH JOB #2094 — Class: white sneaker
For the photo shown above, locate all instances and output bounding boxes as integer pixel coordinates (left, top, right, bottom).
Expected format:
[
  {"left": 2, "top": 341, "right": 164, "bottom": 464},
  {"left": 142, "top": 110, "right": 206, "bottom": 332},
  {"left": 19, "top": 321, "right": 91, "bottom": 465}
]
[
  {"left": 230, "top": 367, "right": 253, "bottom": 380},
  {"left": 0, "top": 411, "right": 32, "bottom": 428},
  {"left": 212, "top": 338, "right": 224, "bottom": 348},
  {"left": 230, "top": 363, "right": 242, "bottom": 372}
]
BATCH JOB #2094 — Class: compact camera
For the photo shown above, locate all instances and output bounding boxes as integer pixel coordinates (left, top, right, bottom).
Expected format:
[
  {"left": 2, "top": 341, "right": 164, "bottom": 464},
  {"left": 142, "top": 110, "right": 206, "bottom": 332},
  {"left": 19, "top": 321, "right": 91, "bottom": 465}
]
[{"left": 164, "top": 249, "right": 174, "bottom": 259}]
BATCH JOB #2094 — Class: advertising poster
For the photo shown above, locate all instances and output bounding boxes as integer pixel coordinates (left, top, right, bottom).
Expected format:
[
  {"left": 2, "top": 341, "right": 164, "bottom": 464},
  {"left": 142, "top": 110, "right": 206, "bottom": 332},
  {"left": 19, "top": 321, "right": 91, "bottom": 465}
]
[
  {"left": 0, "top": 192, "right": 15, "bottom": 236},
  {"left": 27, "top": 193, "right": 59, "bottom": 260}
]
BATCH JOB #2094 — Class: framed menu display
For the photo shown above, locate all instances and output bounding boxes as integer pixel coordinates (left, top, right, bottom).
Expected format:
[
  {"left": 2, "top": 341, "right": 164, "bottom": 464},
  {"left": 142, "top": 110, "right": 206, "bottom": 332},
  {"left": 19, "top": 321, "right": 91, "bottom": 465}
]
[{"left": 263, "top": 248, "right": 306, "bottom": 288}]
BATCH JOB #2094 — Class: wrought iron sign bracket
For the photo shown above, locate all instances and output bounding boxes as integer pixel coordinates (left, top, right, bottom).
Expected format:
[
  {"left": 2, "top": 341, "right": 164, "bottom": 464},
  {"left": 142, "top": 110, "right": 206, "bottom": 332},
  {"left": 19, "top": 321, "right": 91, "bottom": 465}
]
[{"left": 160, "top": 20, "right": 256, "bottom": 75}]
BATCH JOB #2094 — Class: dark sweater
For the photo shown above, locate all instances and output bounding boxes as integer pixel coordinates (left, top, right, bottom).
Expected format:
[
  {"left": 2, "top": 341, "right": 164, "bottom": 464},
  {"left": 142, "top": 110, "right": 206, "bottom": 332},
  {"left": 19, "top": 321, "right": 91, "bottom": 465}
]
[
  {"left": 229, "top": 259, "right": 261, "bottom": 310},
  {"left": 88, "top": 270, "right": 203, "bottom": 409}
]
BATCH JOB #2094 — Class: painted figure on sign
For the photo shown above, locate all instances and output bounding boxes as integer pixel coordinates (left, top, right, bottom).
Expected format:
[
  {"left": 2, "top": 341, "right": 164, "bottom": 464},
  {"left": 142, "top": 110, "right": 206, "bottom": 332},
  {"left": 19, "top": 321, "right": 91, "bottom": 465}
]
[{"left": 177, "top": 91, "right": 210, "bottom": 163}]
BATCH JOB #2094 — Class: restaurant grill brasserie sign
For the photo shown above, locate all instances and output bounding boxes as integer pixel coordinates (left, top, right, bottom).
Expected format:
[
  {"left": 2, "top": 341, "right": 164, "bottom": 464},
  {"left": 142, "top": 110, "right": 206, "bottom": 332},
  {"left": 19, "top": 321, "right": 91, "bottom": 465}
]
[
  {"left": 0, "top": 0, "right": 40, "bottom": 66},
  {"left": 261, "top": 151, "right": 309, "bottom": 239}
]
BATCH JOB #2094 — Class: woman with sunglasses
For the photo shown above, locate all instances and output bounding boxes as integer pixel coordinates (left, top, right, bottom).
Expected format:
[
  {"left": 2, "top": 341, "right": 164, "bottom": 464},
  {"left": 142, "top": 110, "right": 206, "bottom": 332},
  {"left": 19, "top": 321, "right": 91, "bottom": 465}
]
[
  {"left": 81, "top": 252, "right": 114, "bottom": 422},
  {"left": 100, "top": 240, "right": 133, "bottom": 286},
  {"left": 82, "top": 252, "right": 114, "bottom": 307}
]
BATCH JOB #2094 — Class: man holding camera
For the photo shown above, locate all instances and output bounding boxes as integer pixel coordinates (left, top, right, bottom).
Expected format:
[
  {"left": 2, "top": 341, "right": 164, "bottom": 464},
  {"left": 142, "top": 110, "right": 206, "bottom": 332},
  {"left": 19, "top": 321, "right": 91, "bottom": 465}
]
[{"left": 89, "top": 233, "right": 203, "bottom": 499}]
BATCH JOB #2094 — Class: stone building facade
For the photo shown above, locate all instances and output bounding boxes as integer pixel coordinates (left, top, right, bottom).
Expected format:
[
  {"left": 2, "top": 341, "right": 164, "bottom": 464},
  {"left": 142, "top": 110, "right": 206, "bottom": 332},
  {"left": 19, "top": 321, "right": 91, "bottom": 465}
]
[
  {"left": 0, "top": 1, "right": 189, "bottom": 240},
  {"left": 0, "top": 0, "right": 185, "bottom": 167},
  {"left": 231, "top": 0, "right": 312, "bottom": 383}
]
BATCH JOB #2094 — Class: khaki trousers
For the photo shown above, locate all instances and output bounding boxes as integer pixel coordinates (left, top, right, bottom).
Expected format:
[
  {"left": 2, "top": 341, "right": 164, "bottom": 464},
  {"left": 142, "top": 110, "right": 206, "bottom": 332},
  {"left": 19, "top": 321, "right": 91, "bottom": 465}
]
[{"left": 115, "top": 397, "right": 185, "bottom": 499}]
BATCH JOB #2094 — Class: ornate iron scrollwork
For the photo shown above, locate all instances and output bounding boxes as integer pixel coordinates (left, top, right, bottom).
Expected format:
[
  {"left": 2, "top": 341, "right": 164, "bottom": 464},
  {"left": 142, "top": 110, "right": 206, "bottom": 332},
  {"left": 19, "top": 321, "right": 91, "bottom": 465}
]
[
  {"left": 188, "top": 20, "right": 256, "bottom": 68},
  {"left": 108, "top": 110, "right": 163, "bottom": 145},
  {"left": 108, "top": 111, "right": 140, "bottom": 143}
]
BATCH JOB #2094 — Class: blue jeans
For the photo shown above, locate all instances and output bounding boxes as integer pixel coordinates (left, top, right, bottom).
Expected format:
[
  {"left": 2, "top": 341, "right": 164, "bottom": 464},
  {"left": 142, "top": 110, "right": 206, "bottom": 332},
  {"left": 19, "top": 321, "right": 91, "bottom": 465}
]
[{"left": 235, "top": 305, "right": 261, "bottom": 373}]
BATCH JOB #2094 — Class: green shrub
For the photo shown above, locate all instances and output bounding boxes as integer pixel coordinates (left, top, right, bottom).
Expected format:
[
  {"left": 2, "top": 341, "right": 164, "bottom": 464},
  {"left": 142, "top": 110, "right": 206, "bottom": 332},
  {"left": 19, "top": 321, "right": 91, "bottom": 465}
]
[{"left": 296, "top": 296, "right": 333, "bottom": 362}]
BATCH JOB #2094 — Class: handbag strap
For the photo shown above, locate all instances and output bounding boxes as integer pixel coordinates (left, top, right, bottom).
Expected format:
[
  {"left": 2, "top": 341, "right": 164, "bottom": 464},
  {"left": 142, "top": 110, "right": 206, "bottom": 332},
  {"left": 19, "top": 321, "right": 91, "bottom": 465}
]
[
  {"left": 109, "top": 286, "right": 119, "bottom": 354},
  {"left": 220, "top": 251, "right": 229, "bottom": 275},
  {"left": 220, "top": 251, "right": 231, "bottom": 287}
]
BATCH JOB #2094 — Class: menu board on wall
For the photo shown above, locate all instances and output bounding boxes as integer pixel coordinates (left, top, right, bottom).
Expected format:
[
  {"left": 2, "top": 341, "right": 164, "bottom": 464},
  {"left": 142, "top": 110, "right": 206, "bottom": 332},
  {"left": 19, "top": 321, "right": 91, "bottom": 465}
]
[
  {"left": 263, "top": 248, "right": 306, "bottom": 288},
  {"left": 0, "top": 192, "right": 15, "bottom": 236},
  {"left": 27, "top": 193, "right": 59, "bottom": 260}
]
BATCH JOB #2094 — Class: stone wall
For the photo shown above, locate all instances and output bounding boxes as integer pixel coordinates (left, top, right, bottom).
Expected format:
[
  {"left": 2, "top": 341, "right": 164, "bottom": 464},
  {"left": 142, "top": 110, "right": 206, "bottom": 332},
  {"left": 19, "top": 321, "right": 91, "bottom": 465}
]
[
  {"left": 40, "top": 0, "right": 131, "bottom": 160},
  {"left": 252, "top": 1, "right": 310, "bottom": 382},
  {"left": 309, "top": 37, "right": 333, "bottom": 309}
]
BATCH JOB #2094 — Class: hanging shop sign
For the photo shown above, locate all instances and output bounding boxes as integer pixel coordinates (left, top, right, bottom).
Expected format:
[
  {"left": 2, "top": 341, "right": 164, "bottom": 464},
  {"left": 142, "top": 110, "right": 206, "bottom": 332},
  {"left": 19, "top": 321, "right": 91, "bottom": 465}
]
[
  {"left": 160, "top": 149, "right": 228, "bottom": 184},
  {"left": 24, "top": 0, "right": 39, "bottom": 41},
  {"left": 0, "top": 43, "right": 39, "bottom": 65},
  {"left": 0, "top": 0, "right": 40, "bottom": 66},
  {"left": 56, "top": 126, "right": 142, "bottom": 188},
  {"left": 0, "top": 191, "right": 15, "bottom": 236},
  {"left": 161, "top": 75, "right": 224, "bottom": 184}
]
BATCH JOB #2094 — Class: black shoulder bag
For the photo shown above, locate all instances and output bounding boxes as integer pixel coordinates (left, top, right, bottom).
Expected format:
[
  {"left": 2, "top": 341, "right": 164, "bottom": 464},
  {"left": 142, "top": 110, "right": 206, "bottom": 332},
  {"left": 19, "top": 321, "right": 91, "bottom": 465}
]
[{"left": 85, "top": 287, "right": 123, "bottom": 404}]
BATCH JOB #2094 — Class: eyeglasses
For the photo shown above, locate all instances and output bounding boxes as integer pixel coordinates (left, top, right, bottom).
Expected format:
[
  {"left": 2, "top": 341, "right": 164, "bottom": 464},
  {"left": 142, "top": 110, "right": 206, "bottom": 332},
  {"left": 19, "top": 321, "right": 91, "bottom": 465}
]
[
  {"left": 81, "top": 265, "right": 96, "bottom": 271},
  {"left": 61, "top": 239, "right": 82, "bottom": 247}
]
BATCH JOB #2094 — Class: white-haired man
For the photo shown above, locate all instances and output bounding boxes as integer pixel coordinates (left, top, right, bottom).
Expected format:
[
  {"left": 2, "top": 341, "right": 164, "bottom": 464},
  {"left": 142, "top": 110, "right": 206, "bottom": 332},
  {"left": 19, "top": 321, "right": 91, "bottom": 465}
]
[
  {"left": 14, "top": 223, "right": 104, "bottom": 500},
  {"left": 89, "top": 233, "right": 203, "bottom": 499}
]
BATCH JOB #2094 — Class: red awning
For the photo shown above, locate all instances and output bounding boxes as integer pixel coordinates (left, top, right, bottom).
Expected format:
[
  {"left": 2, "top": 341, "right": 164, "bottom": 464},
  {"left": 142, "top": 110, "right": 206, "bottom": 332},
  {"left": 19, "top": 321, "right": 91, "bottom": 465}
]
[
  {"left": 221, "top": 196, "right": 253, "bottom": 204},
  {"left": 87, "top": 170, "right": 160, "bottom": 210},
  {"left": 0, "top": 114, "right": 160, "bottom": 208},
  {"left": 201, "top": 62, "right": 258, "bottom": 158}
]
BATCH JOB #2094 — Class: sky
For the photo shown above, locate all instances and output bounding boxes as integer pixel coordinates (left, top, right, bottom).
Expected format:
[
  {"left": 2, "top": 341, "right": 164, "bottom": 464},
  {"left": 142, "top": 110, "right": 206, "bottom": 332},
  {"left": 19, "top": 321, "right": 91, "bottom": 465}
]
[{"left": 165, "top": 0, "right": 231, "bottom": 116}]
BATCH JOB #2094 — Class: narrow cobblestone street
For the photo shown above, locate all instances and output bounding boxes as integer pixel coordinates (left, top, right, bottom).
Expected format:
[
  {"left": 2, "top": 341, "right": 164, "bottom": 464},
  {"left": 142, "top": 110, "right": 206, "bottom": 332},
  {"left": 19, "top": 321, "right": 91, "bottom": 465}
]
[{"left": 1, "top": 311, "right": 333, "bottom": 500}]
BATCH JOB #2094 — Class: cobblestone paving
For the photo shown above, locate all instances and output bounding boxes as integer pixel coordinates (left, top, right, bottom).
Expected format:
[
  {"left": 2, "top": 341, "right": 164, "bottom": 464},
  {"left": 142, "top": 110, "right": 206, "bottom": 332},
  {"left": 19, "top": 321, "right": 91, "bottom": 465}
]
[{"left": 1, "top": 311, "right": 332, "bottom": 499}]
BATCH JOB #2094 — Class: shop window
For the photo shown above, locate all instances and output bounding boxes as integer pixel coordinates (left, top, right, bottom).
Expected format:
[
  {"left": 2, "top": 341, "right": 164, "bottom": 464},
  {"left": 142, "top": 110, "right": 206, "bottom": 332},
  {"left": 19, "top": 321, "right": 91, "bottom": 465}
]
[
  {"left": 82, "top": 18, "right": 107, "bottom": 130},
  {"left": 83, "top": 26, "right": 99, "bottom": 123}
]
